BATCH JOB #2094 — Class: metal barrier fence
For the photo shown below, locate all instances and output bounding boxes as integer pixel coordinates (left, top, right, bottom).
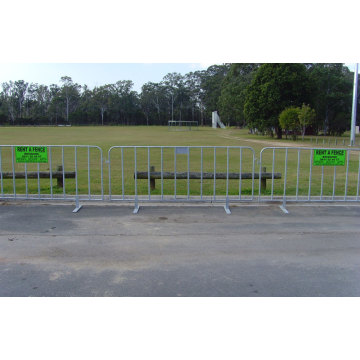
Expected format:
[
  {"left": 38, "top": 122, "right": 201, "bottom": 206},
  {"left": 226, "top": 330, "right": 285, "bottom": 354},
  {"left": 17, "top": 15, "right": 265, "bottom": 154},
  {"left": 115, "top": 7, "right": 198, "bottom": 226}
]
[
  {"left": 309, "top": 137, "right": 360, "bottom": 146},
  {"left": 108, "top": 146, "right": 256, "bottom": 213},
  {"left": 258, "top": 147, "right": 360, "bottom": 213},
  {"left": 1, "top": 144, "right": 360, "bottom": 214},
  {"left": 0, "top": 145, "right": 104, "bottom": 212}
]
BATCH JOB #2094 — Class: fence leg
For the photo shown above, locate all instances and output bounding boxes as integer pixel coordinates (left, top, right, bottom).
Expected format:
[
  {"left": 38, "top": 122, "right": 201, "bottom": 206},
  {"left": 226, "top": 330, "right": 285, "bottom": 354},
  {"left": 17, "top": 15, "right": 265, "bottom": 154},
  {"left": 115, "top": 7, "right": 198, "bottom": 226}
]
[
  {"left": 224, "top": 196, "right": 231, "bottom": 215},
  {"left": 133, "top": 195, "right": 140, "bottom": 214},
  {"left": 73, "top": 196, "right": 82, "bottom": 213},
  {"left": 279, "top": 197, "right": 288, "bottom": 214}
]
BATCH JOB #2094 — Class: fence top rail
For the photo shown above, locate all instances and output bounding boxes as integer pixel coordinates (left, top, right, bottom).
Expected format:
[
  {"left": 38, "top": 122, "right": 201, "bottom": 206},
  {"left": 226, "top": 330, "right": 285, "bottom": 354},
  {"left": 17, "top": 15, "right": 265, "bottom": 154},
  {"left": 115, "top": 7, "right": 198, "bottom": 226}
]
[
  {"left": 0, "top": 144, "right": 103, "bottom": 151},
  {"left": 108, "top": 145, "right": 256, "bottom": 158},
  {"left": 260, "top": 146, "right": 360, "bottom": 153},
  {"left": 108, "top": 145, "right": 255, "bottom": 150}
]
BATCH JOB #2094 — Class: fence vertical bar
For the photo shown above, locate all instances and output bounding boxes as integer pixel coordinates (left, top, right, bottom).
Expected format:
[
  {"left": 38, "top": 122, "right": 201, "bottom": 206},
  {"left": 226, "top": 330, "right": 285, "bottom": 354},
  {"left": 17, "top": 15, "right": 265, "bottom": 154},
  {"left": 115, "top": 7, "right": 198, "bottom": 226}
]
[
  {"left": 280, "top": 148, "right": 289, "bottom": 213},
  {"left": 24, "top": 162, "right": 28, "bottom": 199},
  {"left": 37, "top": 162, "right": 40, "bottom": 199},
  {"left": 271, "top": 148, "right": 275, "bottom": 200},
  {"left": 72, "top": 146, "right": 83, "bottom": 212},
  {"left": 357, "top": 152, "right": 360, "bottom": 200},
  {"left": 296, "top": 149, "right": 300, "bottom": 201},
  {"left": 88, "top": 146, "right": 91, "bottom": 200},
  {"left": 213, "top": 148, "right": 216, "bottom": 201},
  {"left": 258, "top": 153, "right": 262, "bottom": 202},
  {"left": 174, "top": 147, "right": 177, "bottom": 200},
  {"left": 200, "top": 148, "right": 203, "bottom": 200},
  {"left": 251, "top": 150, "right": 255, "bottom": 200},
  {"left": 344, "top": 149, "right": 350, "bottom": 201},
  {"left": 121, "top": 148, "right": 124, "bottom": 200},
  {"left": 75, "top": 146, "right": 78, "bottom": 199},
  {"left": 100, "top": 147, "right": 104, "bottom": 201},
  {"left": 148, "top": 147, "right": 150, "bottom": 200},
  {"left": 239, "top": 148, "right": 242, "bottom": 200},
  {"left": 226, "top": 147, "right": 229, "bottom": 198},
  {"left": 320, "top": 166, "right": 324, "bottom": 200},
  {"left": 133, "top": 147, "right": 139, "bottom": 213},
  {"left": 108, "top": 149, "right": 112, "bottom": 201},
  {"left": 0, "top": 147, "right": 2, "bottom": 197},
  {"left": 332, "top": 166, "right": 337, "bottom": 200},
  {"left": 62, "top": 146, "right": 65, "bottom": 198},
  {"left": 11, "top": 146, "right": 16, "bottom": 199},
  {"left": 134, "top": 147, "right": 137, "bottom": 199},
  {"left": 308, "top": 150, "right": 313, "bottom": 201},
  {"left": 161, "top": 147, "right": 163, "bottom": 200},
  {"left": 49, "top": 146, "right": 53, "bottom": 199},
  {"left": 187, "top": 147, "right": 190, "bottom": 200}
]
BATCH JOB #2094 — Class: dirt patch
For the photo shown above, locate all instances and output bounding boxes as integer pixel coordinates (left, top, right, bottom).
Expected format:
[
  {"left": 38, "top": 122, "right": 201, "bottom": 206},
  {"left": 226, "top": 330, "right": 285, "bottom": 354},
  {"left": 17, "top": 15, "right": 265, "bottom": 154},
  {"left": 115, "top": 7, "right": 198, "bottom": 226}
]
[{"left": 219, "top": 133, "right": 308, "bottom": 148}]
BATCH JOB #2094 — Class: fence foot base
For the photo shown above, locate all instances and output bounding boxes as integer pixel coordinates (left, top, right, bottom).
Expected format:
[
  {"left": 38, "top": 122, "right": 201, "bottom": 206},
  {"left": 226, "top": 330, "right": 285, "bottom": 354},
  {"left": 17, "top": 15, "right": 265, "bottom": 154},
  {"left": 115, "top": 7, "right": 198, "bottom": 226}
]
[
  {"left": 133, "top": 205, "right": 140, "bottom": 214},
  {"left": 73, "top": 205, "right": 83, "bottom": 213},
  {"left": 223, "top": 197, "right": 231, "bottom": 214},
  {"left": 279, "top": 205, "right": 289, "bottom": 214},
  {"left": 224, "top": 205, "right": 231, "bottom": 215}
]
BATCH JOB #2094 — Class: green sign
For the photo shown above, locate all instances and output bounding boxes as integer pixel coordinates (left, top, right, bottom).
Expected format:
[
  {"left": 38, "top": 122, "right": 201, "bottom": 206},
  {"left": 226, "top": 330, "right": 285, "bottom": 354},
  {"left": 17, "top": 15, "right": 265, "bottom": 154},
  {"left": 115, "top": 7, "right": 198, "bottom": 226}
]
[
  {"left": 313, "top": 149, "right": 346, "bottom": 166},
  {"left": 15, "top": 146, "right": 48, "bottom": 163}
]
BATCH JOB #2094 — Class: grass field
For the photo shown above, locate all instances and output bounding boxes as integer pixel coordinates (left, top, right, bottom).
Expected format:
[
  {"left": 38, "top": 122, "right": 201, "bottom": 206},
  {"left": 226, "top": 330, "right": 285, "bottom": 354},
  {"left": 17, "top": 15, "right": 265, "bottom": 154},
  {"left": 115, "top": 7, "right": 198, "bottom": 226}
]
[{"left": 0, "top": 126, "right": 359, "bottom": 199}]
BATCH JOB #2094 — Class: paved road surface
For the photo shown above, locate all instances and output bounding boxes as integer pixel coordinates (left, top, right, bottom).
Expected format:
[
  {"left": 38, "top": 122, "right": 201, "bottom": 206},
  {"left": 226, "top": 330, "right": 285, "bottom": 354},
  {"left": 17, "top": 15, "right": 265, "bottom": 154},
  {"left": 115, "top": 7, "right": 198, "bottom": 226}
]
[{"left": 0, "top": 202, "right": 359, "bottom": 296}]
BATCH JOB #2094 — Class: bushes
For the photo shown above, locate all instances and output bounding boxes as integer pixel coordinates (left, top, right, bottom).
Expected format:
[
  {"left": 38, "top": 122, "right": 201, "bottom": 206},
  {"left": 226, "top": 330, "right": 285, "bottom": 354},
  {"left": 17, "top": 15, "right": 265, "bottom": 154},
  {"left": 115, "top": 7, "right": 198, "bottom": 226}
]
[
  {"left": 279, "top": 107, "right": 301, "bottom": 140},
  {"left": 279, "top": 104, "right": 316, "bottom": 140}
]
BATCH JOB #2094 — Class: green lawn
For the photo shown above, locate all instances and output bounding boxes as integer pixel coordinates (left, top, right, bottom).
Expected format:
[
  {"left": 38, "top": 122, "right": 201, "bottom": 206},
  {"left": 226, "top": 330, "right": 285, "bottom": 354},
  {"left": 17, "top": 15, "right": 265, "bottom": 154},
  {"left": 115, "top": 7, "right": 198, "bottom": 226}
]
[{"left": 0, "top": 126, "right": 359, "bottom": 199}]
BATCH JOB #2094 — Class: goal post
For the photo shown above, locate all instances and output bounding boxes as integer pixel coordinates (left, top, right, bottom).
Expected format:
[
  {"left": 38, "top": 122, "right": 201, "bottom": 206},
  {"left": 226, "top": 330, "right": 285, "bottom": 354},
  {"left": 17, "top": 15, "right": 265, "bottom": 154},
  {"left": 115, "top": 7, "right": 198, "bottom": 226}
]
[{"left": 168, "top": 120, "right": 199, "bottom": 130}]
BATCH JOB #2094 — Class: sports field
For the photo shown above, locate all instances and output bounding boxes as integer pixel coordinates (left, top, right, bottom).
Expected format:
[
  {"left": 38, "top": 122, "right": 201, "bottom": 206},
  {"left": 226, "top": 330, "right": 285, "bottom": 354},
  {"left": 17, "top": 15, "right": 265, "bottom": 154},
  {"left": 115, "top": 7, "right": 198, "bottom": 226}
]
[{"left": 0, "top": 126, "right": 359, "bottom": 198}]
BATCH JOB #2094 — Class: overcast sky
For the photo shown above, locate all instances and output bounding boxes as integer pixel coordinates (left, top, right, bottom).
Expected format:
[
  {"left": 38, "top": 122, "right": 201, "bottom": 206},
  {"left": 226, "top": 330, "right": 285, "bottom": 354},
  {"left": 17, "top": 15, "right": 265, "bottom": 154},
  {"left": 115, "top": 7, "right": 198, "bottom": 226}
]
[{"left": 0, "top": 63, "right": 212, "bottom": 93}]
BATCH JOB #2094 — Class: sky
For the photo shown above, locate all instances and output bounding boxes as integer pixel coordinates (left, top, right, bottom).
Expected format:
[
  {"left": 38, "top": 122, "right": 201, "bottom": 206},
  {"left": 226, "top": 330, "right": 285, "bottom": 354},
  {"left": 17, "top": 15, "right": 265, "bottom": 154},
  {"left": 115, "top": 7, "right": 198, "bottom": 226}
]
[
  {"left": 0, "top": 63, "right": 358, "bottom": 94},
  {"left": 0, "top": 63, "right": 211, "bottom": 93}
]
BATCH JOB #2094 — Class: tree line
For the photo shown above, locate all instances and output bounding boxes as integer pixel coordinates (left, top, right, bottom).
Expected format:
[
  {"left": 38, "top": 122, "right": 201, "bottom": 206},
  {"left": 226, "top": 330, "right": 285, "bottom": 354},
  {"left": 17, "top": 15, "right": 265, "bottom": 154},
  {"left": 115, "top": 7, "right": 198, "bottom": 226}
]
[{"left": 0, "top": 64, "right": 358, "bottom": 137}]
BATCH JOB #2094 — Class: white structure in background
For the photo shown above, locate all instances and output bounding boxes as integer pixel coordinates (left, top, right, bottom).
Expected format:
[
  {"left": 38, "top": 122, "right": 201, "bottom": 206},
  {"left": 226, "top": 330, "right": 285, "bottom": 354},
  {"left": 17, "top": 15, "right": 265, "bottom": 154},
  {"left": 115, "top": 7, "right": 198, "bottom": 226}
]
[{"left": 212, "top": 111, "right": 226, "bottom": 129}]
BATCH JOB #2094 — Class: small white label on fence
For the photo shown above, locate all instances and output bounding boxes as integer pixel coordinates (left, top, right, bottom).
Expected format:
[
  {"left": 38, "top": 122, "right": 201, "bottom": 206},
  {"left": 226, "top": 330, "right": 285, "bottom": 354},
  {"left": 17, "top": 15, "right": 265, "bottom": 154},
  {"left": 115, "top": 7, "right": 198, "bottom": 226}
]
[{"left": 176, "top": 147, "right": 189, "bottom": 155}]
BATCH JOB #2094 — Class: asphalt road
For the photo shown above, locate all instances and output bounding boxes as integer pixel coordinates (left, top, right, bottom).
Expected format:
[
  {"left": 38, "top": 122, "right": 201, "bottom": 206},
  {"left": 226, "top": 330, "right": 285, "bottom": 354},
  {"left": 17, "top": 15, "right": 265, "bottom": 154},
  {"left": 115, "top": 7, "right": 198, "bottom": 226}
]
[{"left": 0, "top": 202, "right": 359, "bottom": 296}]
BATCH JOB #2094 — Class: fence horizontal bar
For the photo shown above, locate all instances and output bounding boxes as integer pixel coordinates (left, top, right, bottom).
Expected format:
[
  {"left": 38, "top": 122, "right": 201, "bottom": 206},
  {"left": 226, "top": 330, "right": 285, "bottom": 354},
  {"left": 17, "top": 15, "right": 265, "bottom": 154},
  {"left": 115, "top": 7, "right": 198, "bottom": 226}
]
[
  {"left": 135, "top": 171, "right": 281, "bottom": 180},
  {"left": 109, "top": 146, "right": 255, "bottom": 149},
  {"left": 0, "top": 171, "right": 75, "bottom": 179}
]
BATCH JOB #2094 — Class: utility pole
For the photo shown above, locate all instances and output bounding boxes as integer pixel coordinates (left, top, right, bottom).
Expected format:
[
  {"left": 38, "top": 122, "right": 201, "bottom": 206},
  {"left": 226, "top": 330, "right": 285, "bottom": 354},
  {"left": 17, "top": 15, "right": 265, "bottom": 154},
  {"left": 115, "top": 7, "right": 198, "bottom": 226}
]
[{"left": 350, "top": 63, "right": 358, "bottom": 146}]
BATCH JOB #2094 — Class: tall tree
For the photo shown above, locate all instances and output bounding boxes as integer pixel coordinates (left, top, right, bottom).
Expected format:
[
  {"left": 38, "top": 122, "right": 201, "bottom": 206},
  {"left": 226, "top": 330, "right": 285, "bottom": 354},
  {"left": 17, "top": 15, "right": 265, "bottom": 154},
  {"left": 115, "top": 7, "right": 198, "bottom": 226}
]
[
  {"left": 60, "top": 76, "right": 81, "bottom": 123},
  {"left": 244, "top": 63, "right": 311, "bottom": 138},
  {"left": 93, "top": 85, "right": 111, "bottom": 125},
  {"left": 162, "top": 72, "right": 183, "bottom": 120},
  {"left": 14, "top": 80, "right": 29, "bottom": 119},
  {"left": 218, "top": 63, "right": 259, "bottom": 126},
  {"left": 1, "top": 82, "right": 17, "bottom": 123},
  {"left": 185, "top": 71, "right": 205, "bottom": 125},
  {"left": 201, "top": 64, "right": 230, "bottom": 122},
  {"left": 307, "top": 64, "right": 352, "bottom": 135},
  {"left": 48, "top": 84, "right": 62, "bottom": 125}
]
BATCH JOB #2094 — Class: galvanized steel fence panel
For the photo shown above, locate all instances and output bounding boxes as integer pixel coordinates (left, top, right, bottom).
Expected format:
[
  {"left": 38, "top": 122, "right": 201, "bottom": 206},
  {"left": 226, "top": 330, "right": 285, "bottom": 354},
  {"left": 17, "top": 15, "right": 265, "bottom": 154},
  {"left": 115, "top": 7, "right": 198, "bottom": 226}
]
[
  {"left": 108, "top": 146, "right": 256, "bottom": 204},
  {"left": 258, "top": 147, "right": 360, "bottom": 206},
  {"left": 0, "top": 145, "right": 104, "bottom": 202}
]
